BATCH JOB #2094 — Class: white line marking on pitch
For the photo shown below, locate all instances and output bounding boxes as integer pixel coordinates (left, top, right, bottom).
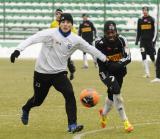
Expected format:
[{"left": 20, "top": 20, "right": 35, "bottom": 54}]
[
  {"left": 0, "top": 114, "right": 20, "bottom": 117},
  {"left": 73, "top": 121, "right": 160, "bottom": 139}
]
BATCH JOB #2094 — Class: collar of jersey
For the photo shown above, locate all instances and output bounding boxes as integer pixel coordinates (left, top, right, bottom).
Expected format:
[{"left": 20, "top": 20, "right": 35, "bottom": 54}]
[{"left": 59, "top": 28, "right": 71, "bottom": 37}]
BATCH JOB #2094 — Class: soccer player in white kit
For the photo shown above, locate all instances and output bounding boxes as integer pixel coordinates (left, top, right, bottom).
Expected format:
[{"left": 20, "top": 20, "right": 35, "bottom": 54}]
[{"left": 10, "top": 13, "right": 108, "bottom": 133}]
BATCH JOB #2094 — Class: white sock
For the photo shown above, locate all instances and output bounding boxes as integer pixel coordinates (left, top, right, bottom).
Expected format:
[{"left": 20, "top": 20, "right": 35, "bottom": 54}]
[
  {"left": 143, "top": 59, "right": 150, "bottom": 75},
  {"left": 102, "top": 98, "right": 113, "bottom": 115},
  {"left": 83, "top": 54, "right": 88, "bottom": 67},
  {"left": 113, "top": 94, "right": 128, "bottom": 121}
]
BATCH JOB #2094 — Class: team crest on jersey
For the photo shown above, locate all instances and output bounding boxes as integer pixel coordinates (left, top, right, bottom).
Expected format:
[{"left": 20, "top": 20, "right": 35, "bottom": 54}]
[
  {"left": 84, "top": 23, "right": 89, "bottom": 26},
  {"left": 67, "top": 43, "right": 72, "bottom": 49},
  {"left": 144, "top": 19, "right": 148, "bottom": 22}
]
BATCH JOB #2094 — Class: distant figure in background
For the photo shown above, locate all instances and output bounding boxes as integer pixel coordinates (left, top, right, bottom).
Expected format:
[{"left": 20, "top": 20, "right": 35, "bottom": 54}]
[
  {"left": 50, "top": 9, "right": 77, "bottom": 34},
  {"left": 50, "top": 9, "right": 63, "bottom": 28},
  {"left": 135, "top": 6, "right": 157, "bottom": 78},
  {"left": 50, "top": 8, "right": 76, "bottom": 80},
  {"left": 78, "top": 13, "right": 97, "bottom": 69},
  {"left": 151, "top": 47, "right": 160, "bottom": 83}
]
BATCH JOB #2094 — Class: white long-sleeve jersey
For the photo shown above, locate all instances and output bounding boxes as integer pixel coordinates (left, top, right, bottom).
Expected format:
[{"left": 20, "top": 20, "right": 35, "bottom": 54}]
[{"left": 16, "top": 28, "right": 106, "bottom": 74}]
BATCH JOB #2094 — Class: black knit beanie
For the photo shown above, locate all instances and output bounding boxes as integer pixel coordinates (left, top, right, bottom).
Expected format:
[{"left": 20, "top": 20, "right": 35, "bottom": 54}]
[{"left": 59, "top": 13, "right": 73, "bottom": 25}]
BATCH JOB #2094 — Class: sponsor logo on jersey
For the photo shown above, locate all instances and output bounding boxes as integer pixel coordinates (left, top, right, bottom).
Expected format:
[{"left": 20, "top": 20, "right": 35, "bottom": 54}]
[
  {"left": 108, "top": 53, "right": 123, "bottom": 62},
  {"left": 81, "top": 27, "right": 92, "bottom": 32},
  {"left": 67, "top": 43, "right": 72, "bottom": 49},
  {"left": 141, "top": 24, "right": 152, "bottom": 30}
]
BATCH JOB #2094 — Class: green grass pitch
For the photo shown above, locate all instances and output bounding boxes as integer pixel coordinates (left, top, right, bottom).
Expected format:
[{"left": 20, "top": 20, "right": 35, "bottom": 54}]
[{"left": 0, "top": 59, "right": 160, "bottom": 139}]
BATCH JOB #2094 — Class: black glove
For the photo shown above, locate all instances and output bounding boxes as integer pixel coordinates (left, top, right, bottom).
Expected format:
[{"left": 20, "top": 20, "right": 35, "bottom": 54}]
[
  {"left": 67, "top": 58, "right": 76, "bottom": 73},
  {"left": 70, "top": 73, "right": 74, "bottom": 80},
  {"left": 10, "top": 50, "right": 20, "bottom": 63}
]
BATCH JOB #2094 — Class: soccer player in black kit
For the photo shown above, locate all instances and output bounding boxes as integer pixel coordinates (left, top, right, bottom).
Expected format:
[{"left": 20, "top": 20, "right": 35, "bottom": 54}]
[
  {"left": 78, "top": 13, "right": 97, "bottom": 68},
  {"left": 135, "top": 6, "right": 157, "bottom": 78},
  {"left": 96, "top": 21, "right": 134, "bottom": 132}
]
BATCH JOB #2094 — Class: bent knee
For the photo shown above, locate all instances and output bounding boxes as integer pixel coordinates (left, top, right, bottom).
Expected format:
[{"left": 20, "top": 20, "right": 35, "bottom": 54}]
[{"left": 33, "top": 99, "right": 44, "bottom": 107}]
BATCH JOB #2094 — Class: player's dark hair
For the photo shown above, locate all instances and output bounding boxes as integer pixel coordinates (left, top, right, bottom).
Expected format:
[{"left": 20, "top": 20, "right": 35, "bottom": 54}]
[
  {"left": 82, "top": 13, "right": 88, "bottom": 17},
  {"left": 104, "top": 21, "right": 117, "bottom": 33},
  {"left": 142, "top": 6, "right": 149, "bottom": 11},
  {"left": 56, "top": 8, "right": 63, "bottom": 12}
]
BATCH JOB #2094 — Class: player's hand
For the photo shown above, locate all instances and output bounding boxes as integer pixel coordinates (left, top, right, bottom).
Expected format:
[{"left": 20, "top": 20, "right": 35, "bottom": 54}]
[
  {"left": 105, "top": 57, "right": 109, "bottom": 67},
  {"left": 118, "top": 56, "right": 131, "bottom": 66},
  {"left": 70, "top": 73, "right": 74, "bottom": 80},
  {"left": 117, "top": 61, "right": 125, "bottom": 67},
  {"left": 10, "top": 50, "right": 20, "bottom": 63}
]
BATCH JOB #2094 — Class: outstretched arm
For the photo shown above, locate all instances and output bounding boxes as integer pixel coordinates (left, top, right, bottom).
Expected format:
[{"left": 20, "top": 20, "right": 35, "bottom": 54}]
[
  {"left": 135, "top": 19, "right": 141, "bottom": 45},
  {"left": 10, "top": 29, "right": 54, "bottom": 63},
  {"left": 16, "top": 29, "right": 53, "bottom": 52}
]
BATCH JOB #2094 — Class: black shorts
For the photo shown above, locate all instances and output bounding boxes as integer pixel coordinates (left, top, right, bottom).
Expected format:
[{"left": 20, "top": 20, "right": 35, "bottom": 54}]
[
  {"left": 99, "top": 71, "right": 125, "bottom": 101},
  {"left": 140, "top": 41, "right": 156, "bottom": 56},
  {"left": 33, "top": 71, "right": 77, "bottom": 125}
]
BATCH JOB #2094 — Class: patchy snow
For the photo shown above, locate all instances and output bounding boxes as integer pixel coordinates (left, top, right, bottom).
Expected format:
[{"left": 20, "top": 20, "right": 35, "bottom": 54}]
[{"left": 0, "top": 43, "right": 158, "bottom": 61}]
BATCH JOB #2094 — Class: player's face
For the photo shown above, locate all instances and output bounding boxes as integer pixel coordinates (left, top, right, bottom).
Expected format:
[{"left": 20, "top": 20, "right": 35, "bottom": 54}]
[
  {"left": 83, "top": 16, "right": 88, "bottom": 21},
  {"left": 142, "top": 9, "right": 148, "bottom": 16},
  {"left": 59, "top": 20, "right": 72, "bottom": 32},
  {"left": 55, "top": 11, "right": 62, "bottom": 21},
  {"left": 105, "top": 30, "right": 117, "bottom": 42}
]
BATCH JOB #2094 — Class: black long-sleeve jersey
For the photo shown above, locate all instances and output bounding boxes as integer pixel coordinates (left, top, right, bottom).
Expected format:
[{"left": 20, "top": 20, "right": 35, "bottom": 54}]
[
  {"left": 78, "top": 20, "right": 96, "bottom": 44},
  {"left": 96, "top": 35, "right": 131, "bottom": 75},
  {"left": 136, "top": 15, "right": 157, "bottom": 43}
]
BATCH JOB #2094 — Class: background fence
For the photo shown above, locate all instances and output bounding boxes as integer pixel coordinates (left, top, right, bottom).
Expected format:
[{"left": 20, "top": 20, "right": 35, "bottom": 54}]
[{"left": 0, "top": 0, "right": 159, "bottom": 41}]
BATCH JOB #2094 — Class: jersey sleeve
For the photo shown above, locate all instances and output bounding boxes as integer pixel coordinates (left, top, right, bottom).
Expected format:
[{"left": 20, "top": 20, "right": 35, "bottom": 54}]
[
  {"left": 152, "top": 17, "right": 157, "bottom": 42},
  {"left": 95, "top": 39, "right": 107, "bottom": 72},
  {"left": 135, "top": 18, "right": 141, "bottom": 44},
  {"left": 16, "top": 29, "right": 54, "bottom": 52},
  {"left": 91, "top": 22, "right": 97, "bottom": 37},
  {"left": 119, "top": 36, "right": 131, "bottom": 65},
  {"left": 78, "top": 24, "right": 82, "bottom": 36}
]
